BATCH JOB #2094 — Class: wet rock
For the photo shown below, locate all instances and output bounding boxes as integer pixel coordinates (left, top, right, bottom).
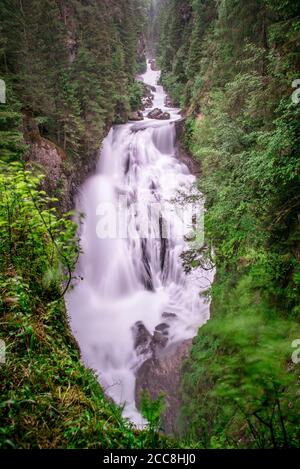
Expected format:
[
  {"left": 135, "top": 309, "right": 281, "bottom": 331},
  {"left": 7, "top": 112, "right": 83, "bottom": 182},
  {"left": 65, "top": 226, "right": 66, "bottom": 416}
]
[
  {"left": 162, "top": 312, "right": 177, "bottom": 320},
  {"left": 157, "top": 112, "right": 171, "bottom": 120},
  {"left": 155, "top": 323, "right": 170, "bottom": 335},
  {"left": 176, "top": 140, "right": 201, "bottom": 177},
  {"left": 174, "top": 118, "right": 186, "bottom": 139},
  {"left": 151, "top": 324, "right": 170, "bottom": 355},
  {"left": 164, "top": 96, "right": 173, "bottom": 108},
  {"left": 184, "top": 232, "right": 197, "bottom": 242},
  {"left": 147, "top": 108, "right": 161, "bottom": 119},
  {"left": 143, "top": 85, "right": 155, "bottom": 99},
  {"left": 152, "top": 330, "right": 168, "bottom": 351},
  {"left": 148, "top": 59, "right": 159, "bottom": 71},
  {"left": 141, "top": 84, "right": 155, "bottom": 110},
  {"left": 141, "top": 97, "right": 153, "bottom": 109},
  {"left": 132, "top": 321, "right": 152, "bottom": 357},
  {"left": 141, "top": 239, "right": 154, "bottom": 291},
  {"left": 147, "top": 108, "right": 170, "bottom": 120},
  {"left": 136, "top": 339, "right": 193, "bottom": 435},
  {"left": 129, "top": 111, "right": 144, "bottom": 121},
  {"left": 159, "top": 215, "right": 168, "bottom": 272}
]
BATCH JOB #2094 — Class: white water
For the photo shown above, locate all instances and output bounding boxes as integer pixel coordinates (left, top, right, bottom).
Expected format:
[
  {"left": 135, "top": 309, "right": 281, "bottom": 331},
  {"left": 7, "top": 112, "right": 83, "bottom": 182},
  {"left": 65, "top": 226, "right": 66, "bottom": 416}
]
[{"left": 67, "top": 63, "right": 214, "bottom": 425}]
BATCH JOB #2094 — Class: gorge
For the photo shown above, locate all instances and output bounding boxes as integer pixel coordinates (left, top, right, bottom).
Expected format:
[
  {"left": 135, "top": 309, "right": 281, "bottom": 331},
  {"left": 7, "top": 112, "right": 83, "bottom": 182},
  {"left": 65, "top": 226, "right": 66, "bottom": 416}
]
[
  {"left": 67, "top": 61, "right": 214, "bottom": 427},
  {"left": 1, "top": 0, "right": 300, "bottom": 451}
]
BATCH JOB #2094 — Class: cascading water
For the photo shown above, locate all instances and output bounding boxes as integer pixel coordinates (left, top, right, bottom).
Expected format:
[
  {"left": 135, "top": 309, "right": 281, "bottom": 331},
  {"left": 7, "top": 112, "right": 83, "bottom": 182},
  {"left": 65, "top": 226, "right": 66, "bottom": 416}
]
[{"left": 67, "top": 62, "right": 214, "bottom": 424}]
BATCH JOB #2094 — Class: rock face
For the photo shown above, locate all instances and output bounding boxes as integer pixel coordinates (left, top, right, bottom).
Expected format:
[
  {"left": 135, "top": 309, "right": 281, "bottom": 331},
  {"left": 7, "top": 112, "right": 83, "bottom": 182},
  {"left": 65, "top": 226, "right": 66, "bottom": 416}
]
[
  {"left": 164, "top": 96, "right": 174, "bottom": 108},
  {"left": 133, "top": 319, "right": 193, "bottom": 436},
  {"left": 132, "top": 321, "right": 152, "bottom": 358},
  {"left": 149, "top": 58, "right": 159, "bottom": 71},
  {"left": 25, "top": 133, "right": 70, "bottom": 211},
  {"left": 135, "top": 339, "right": 193, "bottom": 435},
  {"left": 174, "top": 118, "right": 186, "bottom": 139},
  {"left": 26, "top": 137, "right": 64, "bottom": 191},
  {"left": 173, "top": 117, "right": 201, "bottom": 176},
  {"left": 23, "top": 115, "right": 110, "bottom": 213},
  {"left": 147, "top": 108, "right": 170, "bottom": 120},
  {"left": 176, "top": 140, "right": 201, "bottom": 177},
  {"left": 141, "top": 84, "right": 155, "bottom": 110}
]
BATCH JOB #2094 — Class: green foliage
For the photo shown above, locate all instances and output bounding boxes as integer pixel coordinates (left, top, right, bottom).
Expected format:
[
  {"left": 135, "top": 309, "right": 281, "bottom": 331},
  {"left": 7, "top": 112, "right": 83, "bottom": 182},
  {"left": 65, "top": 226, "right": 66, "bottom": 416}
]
[
  {"left": 0, "top": 0, "right": 178, "bottom": 450},
  {"left": 141, "top": 391, "right": 166, "bottom": 430},
  {"left": 160, "top": 72, "right": 186, "bottom": 107},
  {"left": 0, "top": 85, "right": 26, "bottom": 163},
  {"left": 0, "top": 162, "right": 173, "bottom": 449},
  {"left": 0, "top": 163, "right": 79, "bottom": 299},
  {"left": 182, "top": 274, "right": 300, "bottom": 448},
  {"left": 0, "top": 0, "right": 147, "bottom": 160},
  {"left": 157, "top": 0, "right": 300, "bottom": 448},
  {"left": 140, "top": 391, "right": 166, "bottom": 448},
  {"left": 129, "top": 81, "right": 145, "bottom": 111}
]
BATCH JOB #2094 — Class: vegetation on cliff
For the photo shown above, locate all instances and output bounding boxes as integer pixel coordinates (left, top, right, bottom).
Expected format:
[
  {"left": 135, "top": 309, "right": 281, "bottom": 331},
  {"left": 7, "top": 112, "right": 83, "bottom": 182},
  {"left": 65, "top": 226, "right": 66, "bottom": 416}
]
[
  {"left": 156, "top": 0, "right": 300, "bottom": 448},
  {"left": 1, "top": 0, "right": 300, "bottom": 450},
  {"left": 0, "top": 0, "right": 172, "bottom": 449},
  {"left": 0, "top": 163, "right": 174, "bottom": 448},
  {"left": 0, "top": 0, "right": 148, "bottom": 161}
]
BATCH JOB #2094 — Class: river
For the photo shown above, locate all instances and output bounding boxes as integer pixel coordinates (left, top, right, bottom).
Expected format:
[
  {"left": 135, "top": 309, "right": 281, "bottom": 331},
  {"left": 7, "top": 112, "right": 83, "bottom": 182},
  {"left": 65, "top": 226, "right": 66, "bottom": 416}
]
[{"left": 67, "top": 61, "right": 214, "bottom": 425}]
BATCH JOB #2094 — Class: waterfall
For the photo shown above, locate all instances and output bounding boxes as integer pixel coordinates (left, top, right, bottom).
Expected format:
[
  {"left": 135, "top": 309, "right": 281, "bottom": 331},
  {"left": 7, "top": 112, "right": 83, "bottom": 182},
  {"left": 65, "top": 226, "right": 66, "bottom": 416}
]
[{"left": 67, "top": 62, "right": 214, "bottom": 424}]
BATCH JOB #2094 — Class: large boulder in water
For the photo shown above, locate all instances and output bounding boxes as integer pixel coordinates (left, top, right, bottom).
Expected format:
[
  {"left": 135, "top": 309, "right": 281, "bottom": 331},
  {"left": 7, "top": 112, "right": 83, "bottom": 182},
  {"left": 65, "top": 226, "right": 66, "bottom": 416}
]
[
  {"left": 147, "top": 108, "right": 170, "bottom": 120},
  {"left": 132, "top": 320, "right": 170, "bottom": 360},
  {"left": 132, "top": 321, "right": 152, "bottom": 357},
  {"left": 129, "top": 111, "right": 144, "bottom": 121},
  {"left": 147, "top": 108, "right": 161, "bottom": 119},
  {"left": 135, "top": 339, "right": 193, "bottom": 435},
  {"left": 162, "top": 312, "right": 177, "bottom": 320},
  {"left": 157, "top": 112, "right": 171, "bottom": 120}
]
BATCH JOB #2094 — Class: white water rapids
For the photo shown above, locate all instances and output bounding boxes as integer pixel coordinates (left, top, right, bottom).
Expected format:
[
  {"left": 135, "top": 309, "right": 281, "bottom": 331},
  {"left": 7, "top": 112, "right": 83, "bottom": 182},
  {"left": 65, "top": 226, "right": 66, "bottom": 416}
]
[{"left": 67, "top": 62, "right": 214, "bottom": 425}]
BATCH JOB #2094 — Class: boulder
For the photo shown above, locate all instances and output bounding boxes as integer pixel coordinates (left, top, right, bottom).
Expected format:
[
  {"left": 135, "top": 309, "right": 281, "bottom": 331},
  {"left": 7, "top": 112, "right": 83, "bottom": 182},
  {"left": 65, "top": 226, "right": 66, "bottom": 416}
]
[
  {"left": 162, "top": 312, "right": 177, "bottom": 320},
  {"left": 135, "top": 339, "right": 193, "bottom": 435},
  {"left": 132, "top": 320, "right": 171, "bottom": 360},
  {"left": 132, "top": 321, "right": 152, "bottom": 357},
  {"left": 164, "top": 96, "right": 173, "bottom": 108},
  {"left": 141, "top": 97, "right": 153, "bottom": 109},
  {"left": 155, "top": 323, "right": 170, "bottom": 335},
  {"left": 147, "top": 108, "right": 161, "bottom": 119},
  {"left": 157, "top": 112, "right": 171, "bottom": 120},
  {"left": 147, "top": 108, "right": 170, "bottom": 120},
  {"left": 129, "top": 111, "right": 144, "bottom": 121},
  {"left": 152, "top": 330, "right": 168, "bottom": 352}
]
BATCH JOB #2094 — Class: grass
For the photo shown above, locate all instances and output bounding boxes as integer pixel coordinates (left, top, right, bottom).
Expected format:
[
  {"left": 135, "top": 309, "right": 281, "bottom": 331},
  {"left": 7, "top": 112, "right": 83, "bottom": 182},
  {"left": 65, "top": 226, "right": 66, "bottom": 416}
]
[{"left": 0, "top": 292, "right": 175, "bottom": 449}]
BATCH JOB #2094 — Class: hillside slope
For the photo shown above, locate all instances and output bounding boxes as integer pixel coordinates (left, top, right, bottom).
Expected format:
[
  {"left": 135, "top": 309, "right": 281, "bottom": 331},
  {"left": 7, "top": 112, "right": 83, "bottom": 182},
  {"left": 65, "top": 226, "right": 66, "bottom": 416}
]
[
  {"left": 156, "top": 0, "right": 300, "bottom": 448},
  {"left": 0, "top": 0, "right": 173, "bottom": 449}
]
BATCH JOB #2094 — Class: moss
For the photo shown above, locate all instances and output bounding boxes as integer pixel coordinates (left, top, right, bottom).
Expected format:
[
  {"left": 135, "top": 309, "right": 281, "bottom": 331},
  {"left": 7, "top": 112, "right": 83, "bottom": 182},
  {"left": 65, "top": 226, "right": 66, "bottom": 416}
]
[{"left": 0, "top": 294, "right": 175, "bottom": 449}]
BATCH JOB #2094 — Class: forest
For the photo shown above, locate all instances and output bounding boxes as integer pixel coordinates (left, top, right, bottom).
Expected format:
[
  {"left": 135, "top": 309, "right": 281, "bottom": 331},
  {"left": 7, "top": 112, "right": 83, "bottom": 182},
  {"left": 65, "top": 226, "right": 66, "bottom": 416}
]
[
  {"left": 155, "top": 0, "right": 300, "bottom": 448},
  {"left": 0, "top": 0, "right": 300, "bottom": 453}
]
